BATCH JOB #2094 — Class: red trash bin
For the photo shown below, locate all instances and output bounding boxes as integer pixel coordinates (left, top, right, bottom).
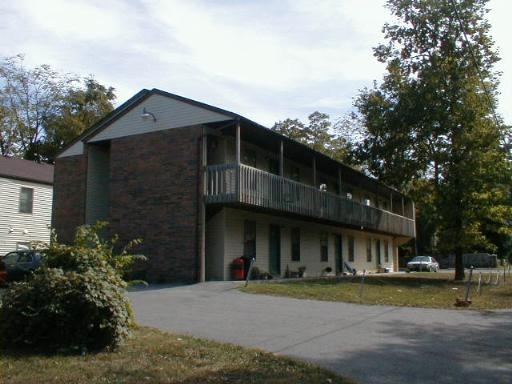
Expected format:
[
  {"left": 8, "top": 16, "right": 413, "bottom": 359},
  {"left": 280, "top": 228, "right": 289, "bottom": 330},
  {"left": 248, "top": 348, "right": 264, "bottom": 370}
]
[{"left": 231, "top": 258, "right": 245, "bottom": 280}]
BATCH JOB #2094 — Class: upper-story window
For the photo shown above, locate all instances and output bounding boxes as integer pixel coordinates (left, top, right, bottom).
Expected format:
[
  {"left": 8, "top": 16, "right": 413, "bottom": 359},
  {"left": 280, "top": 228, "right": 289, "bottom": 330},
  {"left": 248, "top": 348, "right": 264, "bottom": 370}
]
[
  {"left": 268, "top": 158, "right": 279, "bottom": 175},
  {"left": 242, "top": 149, "right": 257, "bottom": 168},
  {"left": 19, "top": 187, "right": 34, "bottom": 214},
  {"left": 291, "top": 167, "right": 300, "bottom": 182}
]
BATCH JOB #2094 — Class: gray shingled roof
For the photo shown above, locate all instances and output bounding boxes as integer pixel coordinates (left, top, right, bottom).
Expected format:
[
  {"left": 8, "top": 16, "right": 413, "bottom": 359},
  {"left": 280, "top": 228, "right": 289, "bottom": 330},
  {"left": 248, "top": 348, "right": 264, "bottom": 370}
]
[{"left": 0, "top": 157, "right": 54, "bottom": 185}]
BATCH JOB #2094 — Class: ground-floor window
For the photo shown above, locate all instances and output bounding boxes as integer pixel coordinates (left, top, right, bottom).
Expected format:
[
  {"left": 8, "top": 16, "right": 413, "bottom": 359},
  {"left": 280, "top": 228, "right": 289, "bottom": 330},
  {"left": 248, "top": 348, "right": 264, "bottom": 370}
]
[
  {"left": 320, "top": 232, "right": 328, "bottom": 262},
  {"left": 244, "top": 220, "right": 256, "bottom": 259},
  {"left": 291, "top": 227, "right": 300, "bottom": 261},
  {"left": 384, "top": 240, "right": 389, "bottom": 262},
  {"left": 366, "top": 238, "right": 372, "bottom": 262},
  {"left": 348, "top": 236, "right": 355, "bottom": 262},
  {"left": 376, "top": 239, "right": 381, "bottom": 265}
]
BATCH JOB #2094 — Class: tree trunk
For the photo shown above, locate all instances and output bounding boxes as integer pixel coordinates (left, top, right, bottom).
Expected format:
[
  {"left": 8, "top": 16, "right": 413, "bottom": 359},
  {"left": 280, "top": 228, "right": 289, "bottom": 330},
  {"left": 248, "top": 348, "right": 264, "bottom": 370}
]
[{"left": 454, "top": 247, "right": 465, "bottom": 281}]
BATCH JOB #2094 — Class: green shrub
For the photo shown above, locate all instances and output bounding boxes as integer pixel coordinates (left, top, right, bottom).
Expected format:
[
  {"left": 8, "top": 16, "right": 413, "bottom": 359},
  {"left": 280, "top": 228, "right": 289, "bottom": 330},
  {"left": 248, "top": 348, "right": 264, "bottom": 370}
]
[
  {"left": 0, "top": 222, "right": 143, "bottom": 353},
  {"left": 43, "top": 222, "right": 144, "bottom": 278},
  {"left": 1, "top": 268, "right": 132, "bottom": 352}
]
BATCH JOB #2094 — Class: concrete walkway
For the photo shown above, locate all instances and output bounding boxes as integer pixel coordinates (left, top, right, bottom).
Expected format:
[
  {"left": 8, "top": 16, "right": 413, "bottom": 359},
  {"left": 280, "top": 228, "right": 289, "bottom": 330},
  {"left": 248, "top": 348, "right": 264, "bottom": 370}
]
[{"left": 128, "top": 282, "right": 512, "bottom": 384}]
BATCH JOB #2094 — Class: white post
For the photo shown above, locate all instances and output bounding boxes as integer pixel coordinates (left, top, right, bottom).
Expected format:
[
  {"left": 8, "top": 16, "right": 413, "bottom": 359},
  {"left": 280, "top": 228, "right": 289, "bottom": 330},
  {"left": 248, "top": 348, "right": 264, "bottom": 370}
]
[{"left": 279, "top": 141, "right": 284, "bottom": 176}]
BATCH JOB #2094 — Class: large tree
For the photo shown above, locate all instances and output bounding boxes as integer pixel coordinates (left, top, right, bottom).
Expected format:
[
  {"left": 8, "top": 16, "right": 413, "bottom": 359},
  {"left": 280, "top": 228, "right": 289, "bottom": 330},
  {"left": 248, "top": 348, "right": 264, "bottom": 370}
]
[
  {"left": 0, "top": 54, "right": 116, "bottom": 163},
  {"left": 353, "top": 0, "right": 511, "bottom": 280},
  {"left": 38, "top": 78, "right": 116, "bottom": 163}
]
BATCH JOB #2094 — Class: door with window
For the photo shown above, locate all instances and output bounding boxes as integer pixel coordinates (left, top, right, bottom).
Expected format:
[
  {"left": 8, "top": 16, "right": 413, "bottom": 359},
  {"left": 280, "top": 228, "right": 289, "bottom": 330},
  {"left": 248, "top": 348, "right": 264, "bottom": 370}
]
[{"left": 269, "top": 225, "right": 281, "bottom": 275}]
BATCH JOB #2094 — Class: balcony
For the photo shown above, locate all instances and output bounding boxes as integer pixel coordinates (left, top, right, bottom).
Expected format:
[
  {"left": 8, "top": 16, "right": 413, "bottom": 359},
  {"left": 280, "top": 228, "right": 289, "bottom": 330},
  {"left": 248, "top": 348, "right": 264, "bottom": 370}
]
[{"left": 204, "top": 164, "right": 415, "bottom": 238}]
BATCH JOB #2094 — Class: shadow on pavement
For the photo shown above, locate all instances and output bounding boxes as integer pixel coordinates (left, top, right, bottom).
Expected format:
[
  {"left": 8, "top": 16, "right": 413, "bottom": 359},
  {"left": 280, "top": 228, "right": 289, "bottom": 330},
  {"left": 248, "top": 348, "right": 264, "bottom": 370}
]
[{"left": 321, "top": 312, "right": 512, "bottom": 384}]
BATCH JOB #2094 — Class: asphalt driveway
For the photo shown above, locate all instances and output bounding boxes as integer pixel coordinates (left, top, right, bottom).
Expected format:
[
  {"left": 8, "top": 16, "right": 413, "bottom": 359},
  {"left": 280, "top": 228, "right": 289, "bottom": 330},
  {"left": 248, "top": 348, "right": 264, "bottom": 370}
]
[{"left": 128, "top": 282, "right": 512, "bottom": 384}]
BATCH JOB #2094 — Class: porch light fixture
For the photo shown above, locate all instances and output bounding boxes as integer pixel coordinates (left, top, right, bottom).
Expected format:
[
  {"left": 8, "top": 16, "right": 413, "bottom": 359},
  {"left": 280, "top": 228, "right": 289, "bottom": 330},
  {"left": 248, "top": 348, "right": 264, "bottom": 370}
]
[{"left": 141, "top": 107, "right": 157, "bottom": 122}]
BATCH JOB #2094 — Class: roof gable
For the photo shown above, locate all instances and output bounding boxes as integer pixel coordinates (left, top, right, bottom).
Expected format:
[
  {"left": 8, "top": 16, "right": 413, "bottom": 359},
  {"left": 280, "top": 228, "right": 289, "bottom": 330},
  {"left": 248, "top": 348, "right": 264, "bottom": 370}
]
[
  {"left": 58, "top": 89, "right": 237, "bottom": 158},
  {"left": 0, "top": 157, "right": 54, "bottom": 185},
  {"left": 87, "top": 92, "right": 232, "bottom": 143}
]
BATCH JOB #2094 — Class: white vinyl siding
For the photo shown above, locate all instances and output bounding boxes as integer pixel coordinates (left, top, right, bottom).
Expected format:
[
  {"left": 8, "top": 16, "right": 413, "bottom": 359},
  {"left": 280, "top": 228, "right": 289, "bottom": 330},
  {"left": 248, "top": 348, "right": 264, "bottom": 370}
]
[
  {"left": 0, "top": 177, "right": 52, "bottom": 256},
  {"left": 58, "top": 141, "right": 84, "bottom": 158},
  {"left": 213, "top": 208, "right": 396, "bottom": 279},
  {"left": 88, "top": 94, "right": 231, "bottom": 143}
]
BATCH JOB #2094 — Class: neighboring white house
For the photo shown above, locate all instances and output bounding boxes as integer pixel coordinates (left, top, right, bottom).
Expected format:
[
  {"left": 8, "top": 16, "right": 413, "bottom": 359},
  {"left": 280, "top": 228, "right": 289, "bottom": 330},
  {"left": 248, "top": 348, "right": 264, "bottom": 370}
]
[{"left": 0, "top": 157, "right": 54, "bottom": 256}]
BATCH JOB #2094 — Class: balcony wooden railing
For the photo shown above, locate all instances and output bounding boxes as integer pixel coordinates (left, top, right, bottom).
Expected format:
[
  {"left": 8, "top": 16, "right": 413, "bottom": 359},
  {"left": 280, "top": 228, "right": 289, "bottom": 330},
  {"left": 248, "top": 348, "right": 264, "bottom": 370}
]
[{"left": 205, "top": 164, "right": 415, "bottom": 237}]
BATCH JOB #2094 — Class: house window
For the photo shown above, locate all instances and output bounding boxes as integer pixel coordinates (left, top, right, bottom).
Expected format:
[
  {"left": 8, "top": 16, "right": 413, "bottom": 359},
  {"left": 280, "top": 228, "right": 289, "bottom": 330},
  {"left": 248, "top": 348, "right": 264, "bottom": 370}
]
[
  {"left": 291, "top": 167, "right": 300, "bottom": 182},
  {"left": 376, "top": 239, "right": 381, "bottom": 265},
  {"left": 320, "top": 233, "right": 328, "bottom": 262},
  {"left": 268, "top": 158, "right": 279, "bottom": 175},
  {"left": 348, "top": 236, "right": 355, "bottom": 262},
  {"left": 384, "top": 240, "right": 389, "bottom": 262},
  {"left": 19, "top": 187, "right": 34, "bottom": 214},
  {"left": 366, "top": 238, "right": 372, "bottom": 262},
  {"left": 242, "top": 149, "right": 257, "bottom": 168},
  {"left": 291, "top": 228, "right": 300, "bottom": 262},
  {"left": 243, "top": 220, "right": 256, "bottom": 259}
]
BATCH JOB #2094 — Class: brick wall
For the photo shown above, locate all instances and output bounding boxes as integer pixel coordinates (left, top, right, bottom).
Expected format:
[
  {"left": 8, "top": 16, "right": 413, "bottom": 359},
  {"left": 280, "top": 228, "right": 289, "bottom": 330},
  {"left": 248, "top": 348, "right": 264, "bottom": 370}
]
[
  {"left": 109, "top": 126, "right": 202, "bottom": 283},
  {"left": 52, "top": 155, "right": 87, "bottom": 243}
]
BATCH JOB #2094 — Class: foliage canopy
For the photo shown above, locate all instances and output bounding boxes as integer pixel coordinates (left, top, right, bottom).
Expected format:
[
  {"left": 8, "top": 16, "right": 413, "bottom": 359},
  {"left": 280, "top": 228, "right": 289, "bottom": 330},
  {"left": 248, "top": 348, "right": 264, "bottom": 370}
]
[
  {"left": 0, "top": 54, "right": 115, "bottom": 163},
  {"left": 352, "top": 0, "right": 512, "bottom": 279}
]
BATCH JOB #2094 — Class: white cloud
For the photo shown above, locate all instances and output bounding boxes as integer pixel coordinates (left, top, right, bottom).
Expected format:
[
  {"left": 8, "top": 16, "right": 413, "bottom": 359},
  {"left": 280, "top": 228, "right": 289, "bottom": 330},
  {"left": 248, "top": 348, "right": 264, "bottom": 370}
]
[
  {"left": 0, "top": 0, "right": 510, "bottom": 126},
  {"left": 13, "top": 0, "right": 130, "bottom": 40}
]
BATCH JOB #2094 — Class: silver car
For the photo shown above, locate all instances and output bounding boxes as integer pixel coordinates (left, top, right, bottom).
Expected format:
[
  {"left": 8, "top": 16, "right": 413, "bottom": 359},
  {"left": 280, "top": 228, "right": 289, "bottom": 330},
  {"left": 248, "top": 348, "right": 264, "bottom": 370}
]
[{"left": 406, "top": 256, "right": 439, "bottom": 272}]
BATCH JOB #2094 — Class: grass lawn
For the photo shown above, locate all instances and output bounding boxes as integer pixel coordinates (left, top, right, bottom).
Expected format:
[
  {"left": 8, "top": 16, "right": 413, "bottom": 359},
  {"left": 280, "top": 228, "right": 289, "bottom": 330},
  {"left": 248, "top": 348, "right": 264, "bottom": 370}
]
[
  {"left": 241, "top": 273, "right": 512, "bottom": 310},
  {"left": 0, "top": 326, "right": 354, "bottom": 384}
]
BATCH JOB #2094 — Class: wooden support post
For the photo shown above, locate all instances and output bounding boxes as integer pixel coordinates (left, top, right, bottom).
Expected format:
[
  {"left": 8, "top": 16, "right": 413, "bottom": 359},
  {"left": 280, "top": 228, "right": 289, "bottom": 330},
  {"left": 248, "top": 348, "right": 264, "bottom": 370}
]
[
  {"left": 279, "top": 141, "right": 284, "bottom": 176},
  {"left": 236, "top": 119, "right": 241, "bottom": 165}
]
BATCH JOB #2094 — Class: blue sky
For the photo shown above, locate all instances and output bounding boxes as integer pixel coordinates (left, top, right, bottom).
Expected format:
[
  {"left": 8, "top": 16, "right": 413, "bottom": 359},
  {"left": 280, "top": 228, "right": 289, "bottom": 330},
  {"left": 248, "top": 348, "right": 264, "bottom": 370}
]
[{"left": 1, "top": 0, "right": 510, "bottom": 127}]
